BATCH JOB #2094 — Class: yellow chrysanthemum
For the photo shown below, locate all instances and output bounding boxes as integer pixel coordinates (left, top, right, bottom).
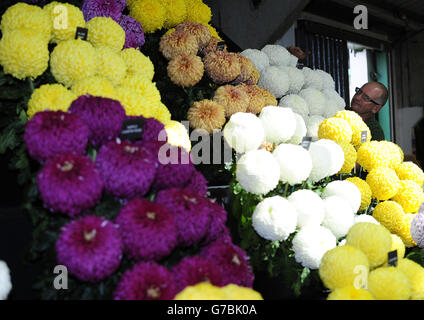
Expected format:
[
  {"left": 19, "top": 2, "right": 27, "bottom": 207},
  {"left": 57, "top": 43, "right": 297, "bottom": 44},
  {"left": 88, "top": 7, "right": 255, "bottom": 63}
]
[
  {"left": 160, "top": 0, "right": 187, "bottom": 28},
  {"left": 327, "top": 286, "right": 374, "bottom": 300},
  {"left": 50, "top": 38, "right": 98, "bottom": 87},
  {"left": 120, "top": 48, "right": 155, "bottom": 80},
  {"left": 346, "top": 177, "right": 372, "bottom": 211},
  {"left": 43, "top": 2, "right": 86, "bottom": 43},
  {"left": 27, "top": 83, "right": 77, "bottom": 119},
  {"left": 115, "top": 86, "right": 150, "bottom": 116},
  {"left": 356, "top": 141, "right": 391, "bottom": 172},
  {"left": 346, "top": 222, "right": 392, "bottom": 269},
  {"left": 86, "top": 17, "right": 125, "bottom": 52},
  {"left": 372, "top": 201, "right": 417, "bottom": 247},
  {"left": 221, "top": 284, "right": 263, "bottom": 300},
  {"left": 0, "top": 28, "right": 49, "bottom": 80},
  {"left": 368, "top": 266, "right": 412, "bottom": 300},
  {"left": 184, "top": 0, "right": 212, "bottom": 24},
  {"left": 0, "top": 3, "right": 52, "bottom": 42},
  {"left": 120, "top": 75, "right": 162, "bottom": 109},
  {"left": 396, "top": 258, "right": 424, "bottom": 300},
  {"left": 390, "top": 234, "right": 406, "bottom": 260},
  {"left": 154, "top": 102, "right": 172, "bottom": 125},
  {"left": 395, "top": 161, "right": 424, "bottom": 188},
  {"left": 95, "top": 47, "right": 127, "bottom": 87},
  {"left": 392, "top": 180, "right": 424, "bottom": 213},
  {"left": 202, "top": 23, "right": 221, "bottom": 40},
  {"left": 334, "top": 110, "right": 371, "bottom": 147},
  {"left": 379, "top": 141, "right": 404, "bottom": 169},
  {"left": 318, "top": 117, "right": 353, "bottom": 143},
  {"left": 174, "top": 282, "right": 227, "bottom": 300},
  {"left": 366, "top": 166, "right": 401, "bottom": 201},
  {"left": 165, "top": 120, "right": 191, "bottom": 152},
  {"left": 71, "top": 76, "right": 117, "bottom": 100},
  {"left": 335, "top": 141, "right": 356, "bottom": 174},
  {"left": 130, "top": 0, "right": 166, "bottom": 33},
  {"left": 319, "top": 245, "right": 370, "bottom": 291}
]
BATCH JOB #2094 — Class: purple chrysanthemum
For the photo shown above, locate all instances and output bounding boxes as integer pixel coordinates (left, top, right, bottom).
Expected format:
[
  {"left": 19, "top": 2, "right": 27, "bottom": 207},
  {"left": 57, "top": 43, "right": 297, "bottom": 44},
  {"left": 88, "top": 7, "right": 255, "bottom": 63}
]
[
  {"left": 114, "top": 261, "right": 177, "bottom": 300},
  {"left": 119, "top": 15, "right": 145, "bottom": 49},
  {"left": 68, "top": 95, "right": 126, "bottom": 148},
  {"left": 184, "top": 170, "right": 208, "bottom": 196},
  {"left": 171, "top": 255, "right": 223, "bottom": 293},
  {"left": 115, "top": 198, "right": 178, "bottom": 261},
  {"left": 81, "top": 0, "right": 126, "bottom": 22},
  {"left": 24, "top": 110, "right": 89, "bottom": 164},
  {"left": 56, "top": 215, "right": 123, "bottom": 282},
  {"left": 411, "top": 212, "right": 424, "bottom": 248},
  {"left": 155, "top": 188, "right": 212, "bottom": 247},
  {"left": 200, "top": 237, "right": 254, "bottom": 288},
  {"left": 37, "top": 153, "right": 104, "bottom": 217},
  {"left": 202, "top": 198, "right": 229, "bottom": 245},
  {"left": 95, "top": 139, "right": 157, "bottom": 199}
]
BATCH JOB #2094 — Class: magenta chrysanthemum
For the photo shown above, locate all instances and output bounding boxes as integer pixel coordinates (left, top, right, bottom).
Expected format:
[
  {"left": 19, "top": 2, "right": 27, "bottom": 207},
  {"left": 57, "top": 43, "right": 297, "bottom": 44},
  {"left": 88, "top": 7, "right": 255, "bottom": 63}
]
[
  {"left": 37, "top": 153, "right": 103, "bottom": 217},
  {"left": 202, "top": 198, "right": 229, "bottom": 245},
  {"left": 184, "top": 170, "right": 208, "bottom": 196},
  {"left": 24, "top": 110, "right": 89, "bottom": 164},
  {"left": 81, "top": 0, "right": 126, "bottom": 22},
  {"left": 113, "top": 261, "right": 177, "bottom": 300},
  {"left": 68, "top": 95, "right": 126, "bottom": 148},
  {"left": 56, "top": 215, "right": 123, "bottom": 282},
  {"left": 95, "top": 140, "right": 157, "bottom": 199},
  {"left": 119, "top": 15, "right": 145, "bottom": 49},
  {"left": 115, "top": 198, "right": 178, "bottom": 261}
]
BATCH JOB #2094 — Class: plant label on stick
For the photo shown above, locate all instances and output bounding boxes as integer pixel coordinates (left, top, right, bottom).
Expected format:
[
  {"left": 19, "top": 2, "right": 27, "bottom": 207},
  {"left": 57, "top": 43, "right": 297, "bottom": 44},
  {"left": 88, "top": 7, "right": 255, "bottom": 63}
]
[
  {"left": 388, "top": 250, "right": 398, "bottom": 266},
  {"left": 301, "top": 136, "right": 312, "bottom": 150},
  {"left": 75, "top": 27, "right": 88, "bottom": 40}
]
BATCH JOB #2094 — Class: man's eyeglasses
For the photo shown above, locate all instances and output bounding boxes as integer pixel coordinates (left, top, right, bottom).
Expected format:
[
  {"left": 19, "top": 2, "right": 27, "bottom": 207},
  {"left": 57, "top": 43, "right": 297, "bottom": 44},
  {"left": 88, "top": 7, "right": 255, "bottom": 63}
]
[{"left": 355, "top": 87, "right": 380, "bottom": 105}]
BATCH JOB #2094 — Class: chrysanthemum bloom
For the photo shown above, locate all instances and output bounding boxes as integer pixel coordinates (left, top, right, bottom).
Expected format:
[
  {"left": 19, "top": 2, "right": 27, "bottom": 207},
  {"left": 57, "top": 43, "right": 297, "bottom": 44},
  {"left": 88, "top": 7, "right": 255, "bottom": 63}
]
[
  {"left": 50, "top": 39, "right": 98, "bottom": 87},
  {"left": 318, "top": 117, "right": 353, "bottom": 143},
  {"left": 335, "top": 110, "right": 371, "bottom": 147},
  {"left": 234, "top": 55, "right": 260, "bottom": 85},
  {"left": 159, "top": 30, "right": 198, "bottom": 60},
  {"left": 391, "top": 234, "right": 406, "bottom": 260},
  {"left": 81, "top": 0, "right": 126, "bottom": 22},
  {"left": 336, "top": 141, "right": 357, "bottom": 174},
  {"left": 258, "top": 86, "right": 278, "bottom": 107},
  {"left": 272, "top": 143, "right": 312, "bottom": 185},
  {"left": 278, "top": 66, "right": 305, "bottom": 94},
  {"left": 235, "top": 84, "right": 263, "bottom": 115},
  {"left": 366, "top": 166, "right": 401, "bottom": 201},
  {"left": 114, "top": 261, "right": 177, "bottom": 300},
  {"left": 315, "top": 69, "right": 335, "bottom": 90},
  {"left": 288, "top": 113, "right": 308, "bottom": 145},
  {"left": 0, "top": 28, "right": 49, "bottom": 80},
  {"left": 167, "top": 54, "right": 204, "bottom": 87},
  {"left": 27, "top": 84, "right": 77, "bottom": 119},
  {"left": 56, "top": 215, "right": 122, "bottom": 282},
  {"left": 37, "top": 153, "right": 104, "bottom": 216},
  {"left": 95, "top": 140, "right": 157, "bottom": 199},
  {"left": 411, "top": 213, "right": 424, "bottom": 248},
  {"left": 202, "top": 199, "right": 229, "bottom": 245},
  {"left": 327, "top": 286, "right": 374, "bottom": 300},
  {"left": 203, "top": 51, "right": 242, "bottom": 84},
  {"left": 395, "top": 162, "right": 424, "bottom": 187},
  {"left": 155, "top": 188, "right": 212, "bottom": 246},
  {"left": 184, "top": 0, "right": 211, "bottom": 24},
  {"left": 302, "top": 67, "right": 323, "bottom": 90},
  {"left": 119, "top": 75, "right": 162, "bottom": 109},
  {"left": 183, "top": 169, "right": 208, "bottom": 196},
  {"left": 319, "top": 245, "right": 370, "bottom": 290},
  {"left": 119, "top": 15, "right": 145, "bottom": 49},
  {"left": 311, "top": 139, "right": 345, "bottom": 178},
  {"left": 0, "top": 260, "right": 12, "bottom": 300},
  {"left": 175, "top": 21, "right": 211, "bottom": 49},
  {"left": 345, "top": 177, "right": 372, "bottom": 211},
  {"left": 252, "top": 196, "right": 298, "bottom": 241},
  {"left": 153, "top": 102, "right": 173, "bottom": 125},
  {"left": 200, "top": 237, "right": 254, "bottom": 287},
  {"left": 174, "top": 282, "right": 227, "bottom": 300},
  {"left": 120, "top": 48, "right": 154, "bottom": 80},
  {"left": 0, "top": 3, "right": 51, "bottom": 41},
  {"left": 24, "top": 111, "right": 89, "bottom": 163},
  {"left": 392, "top": 180, "right": 424, "bottom": 213},
  {"left": 71, "top": 76, "right": 117, "bottom": 100},
  {"left": 114, "top": 87, "right": 153, "bottom": 117},
  {"left": 356, "top": 141, "right": 388, "bottom": 171},
  {"left": 95, "top": 47, "right": 127, "bottom": 86},
  {"left": 68, "top": 95, "right": 126, "bottom": 147},
  {"left": 115, "top": 198, "right": 177, "bottom": 261},
  {"left": 278, "top": 94, "right": 309, "bottom": 120},
  {"left": 44, "top": 2, "right": 86, "bottom": 43},
  {"left": 187, "top": 99, "right": 226, "bottom": 133},
  {"left": 323, "top": 88, "right": 346, "bottom": 110},
  {"left": 171, "top": 255, "right": 223, "bottom": 293},
  {"left": 396, "top": 258, "right": 424, "bottom": 300},
  {"left": 258, "top": 66, "right": 290, "bottom": 99},
  {"left": 288, "top": 189, "right": 325, "bottom": 228},
  {"left": 130, "top": 0, "right": 166, "bottom": 33},
  {"left": 372, "top": 200, "right": 417, "bottom": 247},
  {"left": 221, "top": 284, "right": 263, "bottom": 300},
  {"left": 322, "top": 196, "right": 355, "bottom": 239},
  {"left": 160, "top": 0, "right": 187, "bottom": 28},
  {"left": 213, "top": 85, "right": 249, "bottom": 118},
  {"left": 201, "top": 36, "right": 227, "bottom": 56},
  {"left": 346, "top": 222, "right": 392, "bottom": 269},
  {"left": 323, "top": 98, "right": 344, "bottom": 119},
  {"left": 379, "top": 141, "right": 404, "bottom": 169},
  {"left": 368, "top": 266, "right": 412, "bottom": 300},
  {"left": 306, "top": 115, "right": 325, "bottom": 141},
  {"left": 292, "top": 225, "right": 337, "bottom": 269},
  {"left": 86, "top": 16, "right": 125, "bottom": 52},
  {"left": 261, "top": 44, "right": 291, "bottom": 67},
  {"left": 322, "top": 180, "right": 362, "bottom": 214},
  {"left": 223, "top": 112, "right": 265, "bottom": 153},
  {"left": 299, "top": 88, "right": 327, "bottom": 116},
  {"left": 259, "top": 106, "right": 296, "bottom": 144},
  {"left": 240, "top": 48, "right": 269, "bottom": 73},
  {"left": 162, "top": 120, "right": 190, "bottom": 151}
]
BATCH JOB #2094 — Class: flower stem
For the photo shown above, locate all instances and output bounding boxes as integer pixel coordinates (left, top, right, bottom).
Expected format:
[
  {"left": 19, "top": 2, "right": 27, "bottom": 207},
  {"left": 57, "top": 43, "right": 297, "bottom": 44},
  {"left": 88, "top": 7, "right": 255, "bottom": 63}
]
[
  {"left": 283, "top": 183, "right": 289, "bottom": 197},
  {"left": 27, "top": 78, "right": 34, "bottom": 93}
]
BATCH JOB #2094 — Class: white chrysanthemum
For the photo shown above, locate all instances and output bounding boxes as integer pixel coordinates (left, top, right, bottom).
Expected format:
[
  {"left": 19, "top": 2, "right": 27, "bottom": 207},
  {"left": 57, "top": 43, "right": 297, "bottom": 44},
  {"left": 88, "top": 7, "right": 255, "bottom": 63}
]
[
  {"left": 273, "top": 143, "right": 313, "bottom": 185},
  {"left": 223, "top": 112, "right": 265, "bottom": 153},
  {"left": 306, "top": 115, "right": 325, "bottom": 141},
  {"left": 292, "top": 225, "right": 337, "bottom": 269},
  {"left": 0, "top": 260, "right": 12, "bottom": 300},
  {"left": 236, "top": 149, "right": 280, "bottom": 195},
  {"left": 315, "top": 69, "right": 335, "bottom": 90},
  {"left": 302, "top": 67, "right": 323, "bottom": 90},
  {"left": 258, "top": 66, "right": 290, "bottom": 98},
  {"left": 321, "top": 180, "right": 362, "bottom": 214},
  {"left": 279, "top": 66, "right": 305, "bottom": 94},
  {"left": 252, "top": 196, "right": 298, "bottom": 241},
  {"left": 278, "top": 94, "right": 309, "bottom": 119},
  {"left": 261, "top": 44, "right": 291, "bottom": 67},
  {"left": 354, "top": 214, "right": 380, "bottom": 225},
  {"left": 314, "top": 139, "right": 345, "bottom": 177},
  {"left": 239, "top": 48, "right": 269, "bottom": 73},
  {"left": 299, "top": 88, "right": 326, "bottom": 116},
  {"left": 289, "top": 54, "right": 298, "bottom": 67},
  {"left": 322, "top": 196, "right": 356, "bottom": 239},
  {"left": 259, "top": 106, "right": 296, "bottom": 144},
  {"left": 288, "top": 113, "right": 307, "bottom": 145},
  {"left": 308, "top": 139, "right": 335, "bottom": 182},
  {"left": 323, "top": 98, "right": 344, "bottom": 119},
  {"left": 322, "top": 88, "right": 346, "bottom": 110},
  {"left": 288, "top": 189, "right": 326, "bottom": 228}
]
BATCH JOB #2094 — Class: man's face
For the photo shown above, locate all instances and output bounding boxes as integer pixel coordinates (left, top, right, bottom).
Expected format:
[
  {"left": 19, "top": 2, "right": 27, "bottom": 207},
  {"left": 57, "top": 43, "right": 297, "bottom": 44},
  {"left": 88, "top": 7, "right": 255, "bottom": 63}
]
[{"left": 350, "top": 84, "right": 383, "bottom": 121}]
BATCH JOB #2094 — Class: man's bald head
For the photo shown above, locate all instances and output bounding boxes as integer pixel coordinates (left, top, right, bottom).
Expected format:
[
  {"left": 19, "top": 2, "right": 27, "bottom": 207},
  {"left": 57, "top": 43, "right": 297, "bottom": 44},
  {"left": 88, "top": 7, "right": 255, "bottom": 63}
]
[{"left": 363, "top": 81, "right": 388, "bottom": 106}]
